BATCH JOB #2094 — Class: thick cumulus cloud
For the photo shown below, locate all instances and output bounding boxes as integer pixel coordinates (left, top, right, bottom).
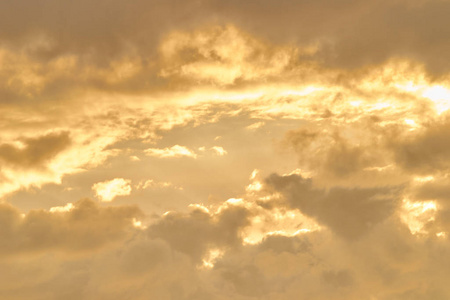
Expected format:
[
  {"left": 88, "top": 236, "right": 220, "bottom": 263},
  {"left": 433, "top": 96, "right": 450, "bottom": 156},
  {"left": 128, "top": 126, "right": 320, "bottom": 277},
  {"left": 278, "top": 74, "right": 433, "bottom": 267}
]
[
  {"left": 0, "top": 196, "right": 252, "bottom": 299},
  {"left": 282, "top": 109, "right": 450, "bottom": 187},
  {"left": 0, "top": 198, "right": 141, "bottom": 257},
  {"left": 212, "top": 0, "right": 450, "bottom": 76},
  {"left": 2, "top": 0, "right": 450, "bottom": 77},
  {"left": 0, "top": 230, "right": 200, "bottom": 300},
  {"left": 0, "top": 0, "right": 210, "bottom": 59},
  {"left": 280, "top": 117, "right": 400, "bottom": 190},
  {"left": 283, "top": 127, "right": 378, "bottom": 178},
  {"left": 149, "top": 203, "right": 251, "bottom": 263},
  {"left": 2, "top": 189, "right": 450, "bottom": 299},
  {"left": 265, "top": 173, "right": 402, "bottom": 239},
  {"left": 2, "top": 0, "right": 450, "bottom": 104},
  {"left": 390, "top": 113, "right": 450, "bottom": 174}
]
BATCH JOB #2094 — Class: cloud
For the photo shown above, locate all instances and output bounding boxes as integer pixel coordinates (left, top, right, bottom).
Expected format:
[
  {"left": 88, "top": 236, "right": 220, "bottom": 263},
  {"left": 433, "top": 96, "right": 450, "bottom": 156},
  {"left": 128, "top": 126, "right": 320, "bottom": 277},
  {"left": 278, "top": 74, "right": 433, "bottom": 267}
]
[
  {"left": 135, "top": 179, "right": 182, "bottom": 190},
  {"left": 0, "top": 227, "right": 200, "bottom": 300},
  {"left": 404, "top": 174, "right": 450, "bottom": 236},
  {"left": 149, "top": 202, "right": 251, "bottom": 263},
  {"left": 4, "top": 2, "right": 450, "bottom": 298},
  {"left": 246, "top": 121, "right": 265, "bottom": 130},
  {"left": 283, "top": 125, "right": 387, "bottom": 179},
  {"left": 3, "top": 1, "right": 450, "bottom": 107},
  {"left": 49, "top": 202, "right": 74, "bottom": 213},
  {"left": 144, "top": 145, "right": 197, "bottom": 158},
  {"left": 211, "top": 146, "right": 227, "bottom": 156},
  {"left": 92, "top": 178, "right": 132, "bottom": 202},
  {"left": 0, "top": 131, "right": 70, "bottom": 169},
  {"left": 280, "top": 103, "right": 450, "bottom": 189},
  {"left": 1, "top": 0, "right": 450, "bottom": 79},
  {"left": 159, "top": 25, "right": 297, "bottom": 85},
  {"left": 0, "top": 197, "right": 246, "bottom": 298},
  {"left": 390, "top": 114, "right": 450, "bottom": 174},
  {"left": 211, "top": 0, "right": 450, "bottom": 76},
  {"left": 265, "top": 173, "right": 402, "bottom": 239},
  {"left": 0, "top": 198, "right": 141, "bottom": 257},
  {"left": 2, "top": 190, "right": 450, "bottom": 299}
]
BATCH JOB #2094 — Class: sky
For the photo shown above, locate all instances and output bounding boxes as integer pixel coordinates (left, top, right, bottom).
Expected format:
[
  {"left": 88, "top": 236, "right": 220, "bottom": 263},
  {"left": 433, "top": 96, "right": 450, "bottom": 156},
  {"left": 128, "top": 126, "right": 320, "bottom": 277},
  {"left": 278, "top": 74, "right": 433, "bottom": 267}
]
[{"left": 2, "top": 0, "right": 450, "bottom": 299}]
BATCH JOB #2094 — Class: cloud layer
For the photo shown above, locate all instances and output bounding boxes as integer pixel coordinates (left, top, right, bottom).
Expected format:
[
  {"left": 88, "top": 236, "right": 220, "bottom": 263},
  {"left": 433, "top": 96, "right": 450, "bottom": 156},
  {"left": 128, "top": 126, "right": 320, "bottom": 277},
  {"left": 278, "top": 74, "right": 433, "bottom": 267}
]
[{"left": 2, "top": 1, "right": 450, "bottom": 299}]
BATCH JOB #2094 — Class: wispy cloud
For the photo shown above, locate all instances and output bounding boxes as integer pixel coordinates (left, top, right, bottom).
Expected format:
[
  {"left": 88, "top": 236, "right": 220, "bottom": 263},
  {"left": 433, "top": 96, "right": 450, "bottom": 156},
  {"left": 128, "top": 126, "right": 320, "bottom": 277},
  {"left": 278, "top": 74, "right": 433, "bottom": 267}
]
[{"left": 144, "top": 145, "right": 197, "bottom": 158}]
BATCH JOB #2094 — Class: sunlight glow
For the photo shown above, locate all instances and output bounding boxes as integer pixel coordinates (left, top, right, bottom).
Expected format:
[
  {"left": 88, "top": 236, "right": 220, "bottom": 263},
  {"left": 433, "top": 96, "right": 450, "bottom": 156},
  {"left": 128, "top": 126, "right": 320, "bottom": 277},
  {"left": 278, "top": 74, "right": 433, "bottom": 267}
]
[
  {"left": 280, "top": 86, "right": 324, "bottom": 97},
  {"left": 422, "top": 85, "right": 450, "bottom": 114},
  {"left": 201, "top": 248, "right": 224, "bottom": 269},
  {"left": 246, "top": 181, "right": 263, "bottom": 192},
  {"left": 188, "top": 203, "right": 210, "bottom": 214},
  {"left": 144, "top": 145, "right": 197, "bottom": 158},
  {"left": 92, "top": 178, "right": 132, "bottom": 202},
  {"left": 414, "top": 176, "right": 435, "bottom": 183},
  {"left": 211, "top": 146, "right": 227, "bottom": 156},
  {"left": 401, "top": 199, "right": 437, "bottom": 235},
  {"left": 242, "top": 208, "right": 320, "bottom": 245},
  {"left": 436, "top": 232, "right": 447, "bottom": 238},
  {"left": 404, "top": 119, "right": 417, "bottom": 127},
  {"left": 226, "top": 198, "right": 244, "bottom": 205},
  {"left": 49, "top": 202, "right": 74, "bottom": 213},
  {"left": 132, "top": 218, "right": 146, "bottom": 229},
  {"left": 250, "top": 169, "right": 259, "bottom": 180}
]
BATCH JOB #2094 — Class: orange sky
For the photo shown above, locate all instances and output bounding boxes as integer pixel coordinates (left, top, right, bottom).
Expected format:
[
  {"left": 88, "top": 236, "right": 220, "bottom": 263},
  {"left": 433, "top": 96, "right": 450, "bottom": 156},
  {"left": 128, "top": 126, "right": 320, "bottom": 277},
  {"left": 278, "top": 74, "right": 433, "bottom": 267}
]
[{"left": 1, "top": 1, "right": 450, "bottom": 299}]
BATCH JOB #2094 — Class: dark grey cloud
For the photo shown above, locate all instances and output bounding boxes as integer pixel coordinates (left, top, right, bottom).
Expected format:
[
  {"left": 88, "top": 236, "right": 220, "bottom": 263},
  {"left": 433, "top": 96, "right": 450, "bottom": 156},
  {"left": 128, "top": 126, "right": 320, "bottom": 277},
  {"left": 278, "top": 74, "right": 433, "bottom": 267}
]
[
  {"left": 1, "top": 0, "right": 450, "bottom": 105},
  {"left": 148, "top": 204, "right": 251, "bottom": 262},
  {"left": 212, "top": 0, "right": 450, "bottom": 76},
  {"left": 265, "top": 173, "right": 402, "bottom": 239},
  {"left": 391, "top": 115, "right": 450, "bottom": 174},
  {"left": 283, "top": 125, "right": 384, "bottom": 178},
  {"left": 284, "top": 113, "right": 450, "bottom": 183},
  {"left": 0, "top": 0, "right": 211, "bottom": 59},
  {"left": 3, "top": 0, "right": 450, "bottom": 77},
  {"left": 0, "top": 131, "right": 70, "bottom": 169}
]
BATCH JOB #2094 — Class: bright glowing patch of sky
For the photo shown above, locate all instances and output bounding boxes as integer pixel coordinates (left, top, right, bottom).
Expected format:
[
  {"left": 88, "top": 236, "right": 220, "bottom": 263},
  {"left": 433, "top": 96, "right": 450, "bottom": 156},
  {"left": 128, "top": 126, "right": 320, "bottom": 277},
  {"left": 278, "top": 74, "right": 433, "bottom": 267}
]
[{"left": 92, "top": 178, "right": 132, "bottom": 202}]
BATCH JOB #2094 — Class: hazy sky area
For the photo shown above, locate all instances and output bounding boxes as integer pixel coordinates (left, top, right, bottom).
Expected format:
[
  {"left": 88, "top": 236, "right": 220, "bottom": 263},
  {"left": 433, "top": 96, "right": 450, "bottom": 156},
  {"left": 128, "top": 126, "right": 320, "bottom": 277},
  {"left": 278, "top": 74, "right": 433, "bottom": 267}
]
[{"left": 2, "top": 0, "right": 450, "bottom": 299}]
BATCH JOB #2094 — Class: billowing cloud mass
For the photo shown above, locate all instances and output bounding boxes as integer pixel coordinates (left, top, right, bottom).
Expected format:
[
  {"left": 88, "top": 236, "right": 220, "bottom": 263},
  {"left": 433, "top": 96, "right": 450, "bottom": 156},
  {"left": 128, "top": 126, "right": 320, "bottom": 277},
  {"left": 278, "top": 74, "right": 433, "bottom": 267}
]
[
  {"left": 265, "top": 173, "right": 402, "bottom": 239},
  {"left": 0, "top": 198, "right": 141, "bottom": 256},
  {"left": 2, "top": 0, "right": 450, "bottom": 299}
]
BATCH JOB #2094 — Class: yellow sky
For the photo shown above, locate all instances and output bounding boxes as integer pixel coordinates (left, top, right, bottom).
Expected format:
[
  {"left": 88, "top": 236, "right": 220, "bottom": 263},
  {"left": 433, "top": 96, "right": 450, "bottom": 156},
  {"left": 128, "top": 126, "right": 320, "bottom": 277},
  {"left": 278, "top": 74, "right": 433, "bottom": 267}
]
[{"left": 1, "top": 1, "right": 450, "bottom": 299}]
